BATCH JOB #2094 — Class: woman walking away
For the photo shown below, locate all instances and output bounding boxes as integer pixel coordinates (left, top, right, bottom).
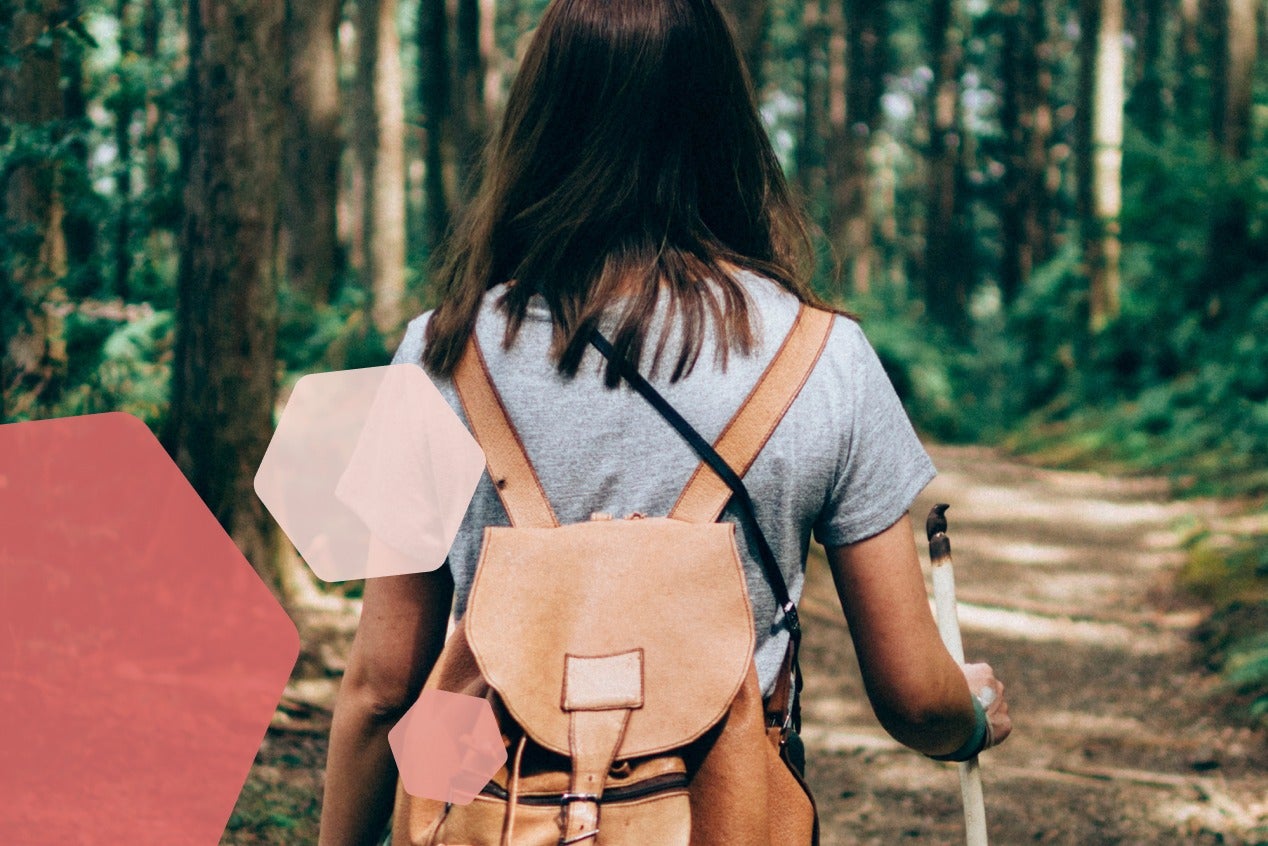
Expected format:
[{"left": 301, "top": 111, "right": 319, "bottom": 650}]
[{"left": 318, "top": 1, "right": 1012, "bottom": 843}]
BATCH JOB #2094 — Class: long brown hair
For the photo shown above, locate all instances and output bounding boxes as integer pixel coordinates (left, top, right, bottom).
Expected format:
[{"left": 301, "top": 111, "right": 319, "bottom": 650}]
[{"left": 422, "top": 0, "right": 839, "bottom": 386}]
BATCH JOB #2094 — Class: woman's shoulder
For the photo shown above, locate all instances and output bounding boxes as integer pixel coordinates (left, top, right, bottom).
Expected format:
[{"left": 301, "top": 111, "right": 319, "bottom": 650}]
[
  {"left": 391, "top": 311, "right": 433, "bottom": 368},
  {"left": 732, "top": 269, "right": 872, "bottom": 367}
]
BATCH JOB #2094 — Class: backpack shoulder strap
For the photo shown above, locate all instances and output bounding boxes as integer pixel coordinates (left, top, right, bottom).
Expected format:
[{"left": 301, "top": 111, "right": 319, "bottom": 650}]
[
  {"left": 668, "top": 305, "right": 835, "bottom": 525},
  {"left": 452, "top": 329, "right": 560, "bottom": 528}
]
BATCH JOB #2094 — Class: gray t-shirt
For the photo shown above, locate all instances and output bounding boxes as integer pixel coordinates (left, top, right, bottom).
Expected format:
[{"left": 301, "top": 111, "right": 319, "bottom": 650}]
[{"left": 392, "top": 270, "right": 936, "bottom": 696}]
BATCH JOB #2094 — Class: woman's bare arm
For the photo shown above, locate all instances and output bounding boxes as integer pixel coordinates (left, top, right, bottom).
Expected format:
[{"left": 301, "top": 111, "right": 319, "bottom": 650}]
[
  {"left": 824, "top": 514, "right": 1009, "bottom": 756},
  {"left": 318, "top": 555, "right": 454, "bottom": 846}
]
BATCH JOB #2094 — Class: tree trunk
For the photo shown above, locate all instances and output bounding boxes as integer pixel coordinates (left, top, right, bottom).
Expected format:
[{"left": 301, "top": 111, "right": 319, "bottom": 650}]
[
  {"left": 797, "top": 0, "right": 829, "bottom": 208},
  {"left": 1174, "top": 0, "right": 1210, "bottom": 130},
  {"left": 165, "top": 0, "right": 285, "bottom": 593},
  {"left": 830, "top": 0, "right": 887, "bottom": 296},
  {"left": 356, "top": 0, "right": 407, "bottom": 334},
  {"left": 61, "top": 5, "right": 98, "bottom": 295},
  {"left": 418, "top": 0, "right": 452, "bottom": 254},
  {"left": 113, "top": 0, "right": 137, "bottom": 300},
  {"left": 1129, "top": 0, "right": 1167, "bottom": 140},
  {"left": 1213, "top": 0, "right": 1256, "bottom": 159},
  {"left": 1204, "top": 0, "right": 1257, "bottom": 301},
  {"left": 1, "top": 0, "right": 69, "bottom": 419},
  {"left": 283, "top": 0, "right": 343, "bottom": 304},
  {"left": 1081, "top": 0, "right": 1124, "bottom": 331},
  {"left": 481, "top": 0, "right": 501, "bottom": 122},
  {"left": 924, "top": 0, "right": 973, "bottom": 331},
  {"left": 999, "top": 0, "right": 1055, "bottom": 305},
  {"left": 142, "top": 0, "right": 162, "bottom": 195}
]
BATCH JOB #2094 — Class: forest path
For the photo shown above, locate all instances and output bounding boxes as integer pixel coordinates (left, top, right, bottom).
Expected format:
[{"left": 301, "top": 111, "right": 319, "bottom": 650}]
[{"left": 799, "top": 444, "right": 1268, "bottom": 845}]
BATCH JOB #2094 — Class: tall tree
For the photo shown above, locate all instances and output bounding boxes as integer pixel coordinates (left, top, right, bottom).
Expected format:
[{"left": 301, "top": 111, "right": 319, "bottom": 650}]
[
  {"left": 1204, "top": 0, "right": 1258, "bottom": 296},
  {"left": 924, "top": 0, "right": 973, "bottom": 330},
  {"left": 480, "top": 0, "right": 501, "bottom": 121},
  {"left": 998, "top": 0, "right": 1056, "bottom": 305},
  {"left": 798, "top": 0, "right": 829, "bottom": 206},
  {"left": 1174, "top": 0, "right": 1210, "bottom": 131},
  {"left": 355, "top": 0, "right": 407, "bottom": 333},
  {"left": 1128, "top": 0, "right": 1167, "bottom": 141},
  {"left": 1, "top": 0, "right": 69, "bottom": 419},
  {"left": 418, "top": 0, "right": 452, "bottom": 254},
  {"left": 830, "top": 0, "right": 887, "bottom": 295},
  {"left": 60, "top": 6, "right": 97, "bottom": 297},
  {"left": 1078, "top": 0, "right": 1124, "bottom": 331},
  {"left": 1212, "top": 0, "right": 1257, "bottom": 160},
  {"left": 165, "top": 0, "right": 285, "bottom": 590},
  {"left": 112, "top": 0, "right": 138, "bottom": 300},
  {"left": 283, "top": 0, "right": 344, "bottom": 304}
]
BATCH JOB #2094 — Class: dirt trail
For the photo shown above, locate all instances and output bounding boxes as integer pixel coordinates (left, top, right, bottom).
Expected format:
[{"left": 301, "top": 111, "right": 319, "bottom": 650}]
[
  {"left": 799, "top": 445, "right": 1268, "bottom": 845},
  {"left": 225, "top": 445, "right": 1267, "bottom": 844}
]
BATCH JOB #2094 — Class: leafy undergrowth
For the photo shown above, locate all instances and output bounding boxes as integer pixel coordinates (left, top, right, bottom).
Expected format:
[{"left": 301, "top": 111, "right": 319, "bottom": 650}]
[{"left": 1183, "top": 526, "right": 1268, "bottom": 727}]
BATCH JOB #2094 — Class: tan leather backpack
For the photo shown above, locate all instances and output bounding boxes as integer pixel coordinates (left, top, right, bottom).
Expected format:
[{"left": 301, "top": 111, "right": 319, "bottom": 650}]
[{"left": 390, "top": 304, "right": 835, "bottom": 846}]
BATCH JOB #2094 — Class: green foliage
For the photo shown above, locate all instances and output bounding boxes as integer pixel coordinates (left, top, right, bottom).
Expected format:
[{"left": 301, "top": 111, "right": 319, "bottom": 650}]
[
  {"left": 277, "top": 284, "right": 392, "bottom": 378},
  {"left": 51, "top": 307, "right": 174, "bottom": 429}
]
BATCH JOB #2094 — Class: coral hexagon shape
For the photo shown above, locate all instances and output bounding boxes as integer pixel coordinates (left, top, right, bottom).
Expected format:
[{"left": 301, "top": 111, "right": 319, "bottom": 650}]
[
  {"left": 388, "top": 690, "right": 508, "bottom": 805},
  {"left": 0, "top": 412, "right": 299, "bottom": 844},
  {"left": 254, "top": 363, "right": 486, "bottom": 582}
]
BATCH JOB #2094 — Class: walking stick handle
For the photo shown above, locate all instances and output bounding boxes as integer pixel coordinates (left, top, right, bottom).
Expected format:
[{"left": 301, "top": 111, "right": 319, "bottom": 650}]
[{"left": 927, "top": 504, "right": 990, "bottom": 846}]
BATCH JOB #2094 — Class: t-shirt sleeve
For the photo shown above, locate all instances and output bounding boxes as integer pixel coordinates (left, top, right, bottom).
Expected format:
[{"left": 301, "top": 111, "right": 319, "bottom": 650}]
[{"left": 812, "top": 319, "right": 937, "bottom": 547}]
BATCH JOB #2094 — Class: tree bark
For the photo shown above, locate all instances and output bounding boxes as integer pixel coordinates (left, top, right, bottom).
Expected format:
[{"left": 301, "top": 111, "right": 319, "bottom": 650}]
[
  {"left": 480, "top": 0, "right": 501, "bottom": 123},
  {"left": 1081, "top": 0, "right": 1124, "bottom": 331},
  {"left": 283, "top": 0, "right": 343, "bottom": 304},
  {"left": 999, "top": 0, "right": 1055, "bottom": 305},
  {"left": 798, "top": 0, "right": 829, "bottom": 208},
  {"left": 924, "top": 0, "right": 973, "bottom": 331},
  {"left": 113, "top": 0, "right": 137, "bottom": 300},
  {"left": 1213, "top": 0, "right": 1256, "bottom": 159},
  {"left": 1174, "top": 0, "right": 1212, "bottom": 130},
  {"left": 1, "top": 0, "right": 69, "bottom": 419},
  {"left": 165, "top": 0, "right": 285, "bottom": 593},
  {"left": 1129, "top": 0, "right": 1167, "bottom": 140},
  {"left": 1204, "top": 0, "right": 1257, "bottom": 300},
  {"left": 356, "top": 0, "right": 407, "bottom": 334},
  {"left": 830, "top": 0, "right": 887, "bottom": 295},
  {"left": 61, "top": 3, "right": 98, "bottom": 295},
  {"left": 418, "top": 0, "right": 452, "bottom": 254}
]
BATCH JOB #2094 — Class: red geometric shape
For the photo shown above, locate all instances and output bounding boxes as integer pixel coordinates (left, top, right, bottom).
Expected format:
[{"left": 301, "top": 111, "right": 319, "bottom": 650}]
[
  {"left": 0, "top": 413, "right": 299, "bottom": 844},
  {"left": 254, "top": 364, "right": 486, "bottom": 582},
  {"left": 388, "top": 690, "right": 507, "bottom": 805}
]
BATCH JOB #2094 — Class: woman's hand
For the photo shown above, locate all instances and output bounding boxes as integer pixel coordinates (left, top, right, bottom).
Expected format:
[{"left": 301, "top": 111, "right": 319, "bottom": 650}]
[{"left": 960, "top": 662, "right": 1011, "bottom": 750}]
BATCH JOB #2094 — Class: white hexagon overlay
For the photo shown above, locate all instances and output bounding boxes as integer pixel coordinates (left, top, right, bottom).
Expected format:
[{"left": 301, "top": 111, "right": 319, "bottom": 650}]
[{"left": 255, "top": 364, "right": 486, "bottom": 581}]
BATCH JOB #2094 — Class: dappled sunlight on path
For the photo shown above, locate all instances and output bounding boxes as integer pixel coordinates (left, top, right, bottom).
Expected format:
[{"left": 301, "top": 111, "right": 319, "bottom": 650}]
[{"left": 800, "top": 445, "right": 1268, "bottom": 845}]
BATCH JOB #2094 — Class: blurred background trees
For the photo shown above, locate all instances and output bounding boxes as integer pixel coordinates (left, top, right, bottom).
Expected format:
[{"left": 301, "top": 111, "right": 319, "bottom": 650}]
[{"left": 2, "top": 0, "right": 1266, "bottom": 712}]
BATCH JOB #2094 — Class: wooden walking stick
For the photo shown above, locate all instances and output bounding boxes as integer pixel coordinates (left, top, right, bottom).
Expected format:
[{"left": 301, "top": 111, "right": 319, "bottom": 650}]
[{"left": 927, "top": 504, "right": 990, "bottom": 846}]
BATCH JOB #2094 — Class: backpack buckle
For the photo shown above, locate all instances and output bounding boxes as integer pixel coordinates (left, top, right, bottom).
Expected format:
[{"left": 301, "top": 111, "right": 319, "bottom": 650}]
[{"left": 558, "top": 795, "right": 601, "bottom": 844}]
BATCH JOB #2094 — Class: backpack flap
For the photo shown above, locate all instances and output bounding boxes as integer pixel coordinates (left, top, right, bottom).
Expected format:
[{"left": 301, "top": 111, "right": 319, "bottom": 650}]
[{"left": 464, "top": 517, "right": 755, "bottom": 760}]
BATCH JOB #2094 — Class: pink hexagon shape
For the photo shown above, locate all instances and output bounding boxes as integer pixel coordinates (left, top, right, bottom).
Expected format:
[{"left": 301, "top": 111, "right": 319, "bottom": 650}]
[
  {"left": 388, "top": 690, "right": 508, "bottom": 805},
  {"left": 0, "top": 412, "right": 299, "bottom": 844},
  {"left": 254, "top": 363, "right": 486, "bottom": 582}
]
